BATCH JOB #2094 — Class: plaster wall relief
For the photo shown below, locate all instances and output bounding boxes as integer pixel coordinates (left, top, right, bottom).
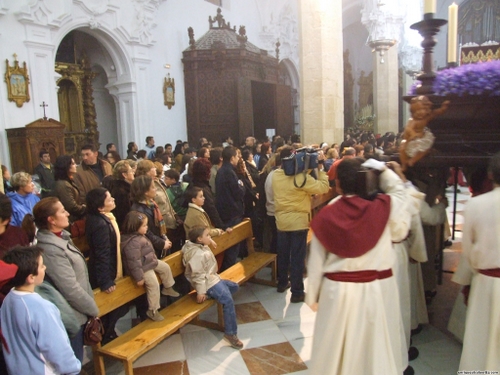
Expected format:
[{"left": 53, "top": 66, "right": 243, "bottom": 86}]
[
  {"left": 16, "top": 0, "right": 72, "bottom": 28},
  {"left": 0, "top": 0, "right": 8, "bottom": 17},
  {"left": 127, "top": 0, "right": 166, "bottom": 46},
  {"left": 258, "top": 2, "right": 299, "bottom": 68}
]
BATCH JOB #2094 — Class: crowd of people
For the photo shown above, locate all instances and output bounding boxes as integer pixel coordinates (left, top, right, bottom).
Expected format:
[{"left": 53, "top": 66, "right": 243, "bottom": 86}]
[{"left": 0, "top": 131, "right": 498, "bottom": 374}]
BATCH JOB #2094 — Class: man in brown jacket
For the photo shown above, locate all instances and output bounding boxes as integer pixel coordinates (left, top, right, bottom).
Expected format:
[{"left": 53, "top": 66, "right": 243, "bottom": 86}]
[{"left": 74, "top": 144, "right": 112, "bottom": 199}]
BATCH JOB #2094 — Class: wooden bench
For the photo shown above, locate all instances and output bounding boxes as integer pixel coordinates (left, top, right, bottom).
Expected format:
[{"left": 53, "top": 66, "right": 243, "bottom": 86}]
[
  {"left": 307, "top": 187, "right": 337, "bottom": 244},
  {"left": 91, "top": 218, "right": 276, "bottom": 375}
]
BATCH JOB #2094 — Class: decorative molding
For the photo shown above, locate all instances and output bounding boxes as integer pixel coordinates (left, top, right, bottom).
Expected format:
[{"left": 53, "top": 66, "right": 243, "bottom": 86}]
[
  {"left": 16, "top": 0, "right": 71, "bottom": 28},
  {"left": 131, "top": 0, "right": 161, "bottom": 46},
  {"left": 74, "top": 0, "right": 114, "bottom": 17},
  {"left": 0, "top": 0, "right": 9, "bottom": 17},
  {"left": 113, "top": 0, "right": 166, "bottom": 46},
  {"left": 89, "top": 17, "right": 101, "bottom": 29},
  {"left": 259, "top": 3, "right": 298, "bottom": 65}
]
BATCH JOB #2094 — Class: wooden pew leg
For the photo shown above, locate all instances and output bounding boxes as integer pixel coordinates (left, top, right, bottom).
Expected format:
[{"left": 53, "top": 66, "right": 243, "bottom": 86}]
[
  {"left": 124, "top": 360, "right": 134, "bottom": 375},
  {"left": 250, "top": 259, "right": 277, "bottom": 286},
  {"left": 92, "top": 344, "right": 105, "bottom": 375},
  {"left": 191, "top": 308, "right": 225, "bottom": 332}
]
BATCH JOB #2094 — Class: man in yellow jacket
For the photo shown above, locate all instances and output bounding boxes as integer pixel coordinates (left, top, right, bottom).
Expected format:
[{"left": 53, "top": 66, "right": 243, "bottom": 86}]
[{"left": 272, "top": 146, "right": 329, "bottom": 303}]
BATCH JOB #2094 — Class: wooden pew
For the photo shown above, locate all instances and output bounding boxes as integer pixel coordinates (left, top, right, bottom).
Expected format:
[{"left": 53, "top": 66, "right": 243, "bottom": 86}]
[
  {"left": 91, "top": 218, "right": 276, "bottom": 375},
  {"left": 307, "top": 187, "right": 337, "bottom": 244}
]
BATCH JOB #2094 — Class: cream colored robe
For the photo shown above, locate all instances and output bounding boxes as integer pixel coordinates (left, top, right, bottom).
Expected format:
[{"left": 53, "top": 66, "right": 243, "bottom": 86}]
[
  {"left": 452, "top": 187, "right": 500, "bottom": 371},
  {"left": 306, "top": 169, "right": 409, "bottom": 375}
]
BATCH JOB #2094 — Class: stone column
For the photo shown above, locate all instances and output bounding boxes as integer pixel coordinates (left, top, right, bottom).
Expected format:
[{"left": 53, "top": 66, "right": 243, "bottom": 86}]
[
  {"left": 299, "top": 0, "right": 344, "bottom": 145},
  {"left": 401, "top": 73, "right": 414, "bottom": 128},
  {"left": 373, "top": 46, "right": 399, "bottom": 135}
]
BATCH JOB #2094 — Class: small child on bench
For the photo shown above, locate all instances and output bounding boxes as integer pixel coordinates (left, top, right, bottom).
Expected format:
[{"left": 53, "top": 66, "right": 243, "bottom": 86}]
[
  {"left": 181, "top": 226, "right": 243, "bottom": 349},
  {"left": 121, "top": 211, "right": 179, "bottom": 322}
]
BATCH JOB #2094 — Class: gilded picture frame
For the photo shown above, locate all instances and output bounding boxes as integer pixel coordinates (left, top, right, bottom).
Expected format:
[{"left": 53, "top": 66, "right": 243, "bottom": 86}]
[
  {"left": 163, "top": 73, "right": 175, "bottom": 109},
  {"left": 5, "top": 56, "right": 30, "bottom": 108}
]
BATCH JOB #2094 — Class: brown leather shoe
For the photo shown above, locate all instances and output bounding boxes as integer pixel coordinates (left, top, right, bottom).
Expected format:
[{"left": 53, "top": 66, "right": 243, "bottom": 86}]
[{"left": 223, "top": 334, "right": 243, "bottom": 349}]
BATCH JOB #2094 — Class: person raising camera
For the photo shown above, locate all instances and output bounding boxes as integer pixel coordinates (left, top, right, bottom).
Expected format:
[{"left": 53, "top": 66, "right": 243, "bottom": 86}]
[{"left": 272, "top": 146, "right": 329, "bottom": 303}]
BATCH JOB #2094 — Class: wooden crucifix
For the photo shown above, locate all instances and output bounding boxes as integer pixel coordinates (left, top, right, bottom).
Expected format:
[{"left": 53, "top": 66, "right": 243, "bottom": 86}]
[{"left": 40, "top": 101, "right": 48, "bottom": 120}]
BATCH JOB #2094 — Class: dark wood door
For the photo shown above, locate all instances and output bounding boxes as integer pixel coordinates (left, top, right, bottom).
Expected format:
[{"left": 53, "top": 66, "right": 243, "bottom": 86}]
[{"left": 276, "top": 84, "right": 293, "bottom": 138}]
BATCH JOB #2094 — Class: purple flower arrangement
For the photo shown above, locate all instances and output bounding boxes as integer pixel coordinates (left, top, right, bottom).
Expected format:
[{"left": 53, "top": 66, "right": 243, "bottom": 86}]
[{"left": 408, "top": 60, "right": 500, "bottom": 96}]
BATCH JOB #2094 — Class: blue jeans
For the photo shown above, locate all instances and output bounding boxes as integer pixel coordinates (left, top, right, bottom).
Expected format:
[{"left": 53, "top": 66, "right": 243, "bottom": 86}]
[
  {"left": 277, "top": 230, "right": 308, "bottom": 297},
  {"left": 206, "top": 280, "right": 239, "bottom": 336},
  {"left": 220, "top": 216, "right": 243, "bottom": 272}
]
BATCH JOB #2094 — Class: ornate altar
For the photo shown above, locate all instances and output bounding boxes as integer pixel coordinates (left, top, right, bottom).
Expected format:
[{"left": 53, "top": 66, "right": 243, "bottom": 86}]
[
  {"left": 182, "top": 8, "right": 293, "bottom": 145},
  {"left": 6, "top": 117, "right": 65, "bottom": 174},
  {"left": 55, "top": 36, "right": 100, "bottom": 160}
]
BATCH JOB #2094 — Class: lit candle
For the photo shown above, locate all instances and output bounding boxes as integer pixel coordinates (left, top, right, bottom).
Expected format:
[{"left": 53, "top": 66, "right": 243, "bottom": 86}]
[
  {"left": 424, "top": 0, "right": 436, "bottom": 14},
  {"left": 448, "top": 3, "right": 458, "bottom": 63}
]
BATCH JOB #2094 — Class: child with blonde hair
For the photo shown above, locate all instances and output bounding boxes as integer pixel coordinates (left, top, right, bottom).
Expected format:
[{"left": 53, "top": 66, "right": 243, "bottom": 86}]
[{"left": 121, "top": 211, "right": 179, "bottom": 321}]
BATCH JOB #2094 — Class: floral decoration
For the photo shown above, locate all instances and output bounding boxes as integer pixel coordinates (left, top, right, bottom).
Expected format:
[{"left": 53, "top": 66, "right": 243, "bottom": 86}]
[{"left": 408, "top": 60, "right": 500, "bottom": 96}]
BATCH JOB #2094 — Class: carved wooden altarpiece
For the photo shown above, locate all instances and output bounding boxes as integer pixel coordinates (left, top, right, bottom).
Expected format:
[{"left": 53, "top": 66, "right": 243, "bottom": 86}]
[
  {"left": 6, "top": 117, "right": 65, "bottom": 174},
  {"left": 182, "top": 8, "right": 293, "bottom": 145},
  {"left": 55, "top": 50, "right": 99, "bottom": 162}
]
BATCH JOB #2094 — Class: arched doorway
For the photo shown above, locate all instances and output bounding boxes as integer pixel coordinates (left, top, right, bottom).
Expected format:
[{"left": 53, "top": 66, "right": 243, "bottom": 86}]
[
  {"left": 278, "top": 59, "right": 300, "bottom": 136},
  {"left": 55, "top": 29, "right": 124, "bottom": 158}
]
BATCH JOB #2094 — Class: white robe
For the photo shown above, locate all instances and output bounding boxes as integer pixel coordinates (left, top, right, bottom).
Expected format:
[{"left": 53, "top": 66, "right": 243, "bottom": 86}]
[
  {"left": 306, "top": 169, "right": 410, "bottom": 375},
  {"left": 452, "top": 187, "right": 500, "bottom": 371},
  {"left": 393, "top": 184, "right": 427, "bottom": 352},
  {"left": 405, "top": 186, "right": 429, "bottom": 331}
]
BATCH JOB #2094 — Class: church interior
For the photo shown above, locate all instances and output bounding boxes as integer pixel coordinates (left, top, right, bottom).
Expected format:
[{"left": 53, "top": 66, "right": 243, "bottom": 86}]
[
  {"left": 0, "top": 0, "right": 498, "bottom": 164},
  {"left": 1, "top": 0, "right": 499, "bottom": 374}
]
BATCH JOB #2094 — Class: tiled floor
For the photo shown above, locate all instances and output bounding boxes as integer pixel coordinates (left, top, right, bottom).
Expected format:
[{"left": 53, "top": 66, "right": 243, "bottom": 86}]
[{"left": 83, "top": 186, "right": 470, "bottom": 375}]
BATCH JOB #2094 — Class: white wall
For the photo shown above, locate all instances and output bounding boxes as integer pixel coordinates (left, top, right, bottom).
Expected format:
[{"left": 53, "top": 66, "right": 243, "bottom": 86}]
[{"left": 1, "top": 0, "right": 295, "bottom": 169}]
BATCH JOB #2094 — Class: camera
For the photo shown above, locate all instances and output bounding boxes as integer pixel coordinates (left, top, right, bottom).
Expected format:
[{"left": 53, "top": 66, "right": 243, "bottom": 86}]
[
  {"left": 355, "top": 167, "right": 382, "bottom": 200},
  {"left": 282, "top": 147, "right": 320, "bottom": 176}
]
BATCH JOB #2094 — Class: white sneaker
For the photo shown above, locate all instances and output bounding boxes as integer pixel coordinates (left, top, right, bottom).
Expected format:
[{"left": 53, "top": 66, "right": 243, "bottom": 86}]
[
  {"left": 161, "top": 287, "right": 180, "bottom": 297},
  {"left": 146, "top": 309, "right": 164, "bottom": 321}
]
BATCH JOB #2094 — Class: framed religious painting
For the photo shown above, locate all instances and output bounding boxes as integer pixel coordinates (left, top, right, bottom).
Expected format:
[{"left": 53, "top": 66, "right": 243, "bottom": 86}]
[
  {"left": 163, "top": 73, "right": 175, "bottom": 109},
  {"left": 5, "top": 55, "right": 30, "bottom": 107}
]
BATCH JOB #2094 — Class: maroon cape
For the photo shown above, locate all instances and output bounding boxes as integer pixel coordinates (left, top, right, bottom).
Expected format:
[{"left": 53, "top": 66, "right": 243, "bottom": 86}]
[{"left": 311, "top": 194, "right": 391, "bottom": 258}]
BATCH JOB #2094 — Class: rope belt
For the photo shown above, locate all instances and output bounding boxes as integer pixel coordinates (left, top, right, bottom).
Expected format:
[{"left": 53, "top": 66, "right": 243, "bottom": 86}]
[
  {"left": 392, "top": 231, "right": 412, "bottom": 244},
  {"left": 324, "top": 268, "right": 393, "bottom": 283},
  {"left": 479, "top": 268, "right": 500, "bottom": 278}
]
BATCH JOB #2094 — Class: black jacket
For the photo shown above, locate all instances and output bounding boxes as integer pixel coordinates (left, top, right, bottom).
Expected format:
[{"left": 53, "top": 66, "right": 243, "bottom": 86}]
[
  {"left": 215, "top": 162, "right": 245, "bottom": 222},
  {"left": 86, "top": 213, "right": 118, "bottom": 291},
  {"left": 257, "top": 154, "right": 269, "bottom": 172},
  {"left": 108, "top": 179, "right": 132, "bottom": 230},
  {"left": 34, "top": 163, "right": 55, "bottom": 198},
  {"left": 245, "top": 161, "right": 260, "bottom": 186}
]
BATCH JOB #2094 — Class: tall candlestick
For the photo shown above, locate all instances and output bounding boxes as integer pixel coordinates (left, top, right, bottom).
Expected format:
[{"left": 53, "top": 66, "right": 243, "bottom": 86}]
[
  {"left": 448, "top": 3, "right": 458, "bottom": 64},
  {"left": 424, "top": 0, "right": 436, "bottom": 14}
]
